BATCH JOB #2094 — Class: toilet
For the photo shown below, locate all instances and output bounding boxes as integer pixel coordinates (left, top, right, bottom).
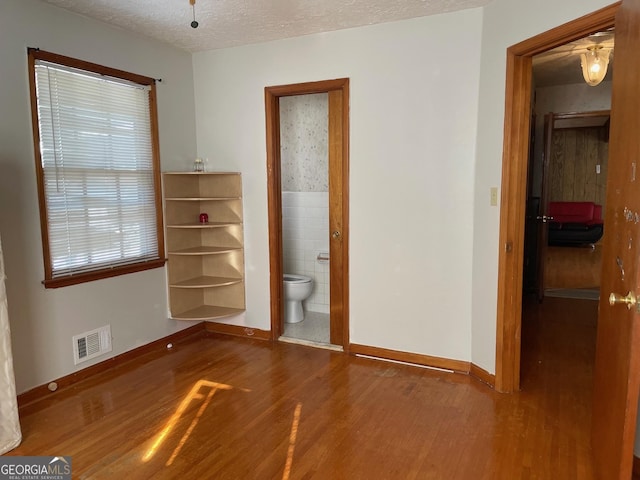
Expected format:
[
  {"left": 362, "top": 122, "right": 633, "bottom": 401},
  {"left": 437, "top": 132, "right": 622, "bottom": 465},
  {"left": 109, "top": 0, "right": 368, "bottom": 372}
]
[{"left": 283, "top": 274, "right": 313, "bottom": 323}]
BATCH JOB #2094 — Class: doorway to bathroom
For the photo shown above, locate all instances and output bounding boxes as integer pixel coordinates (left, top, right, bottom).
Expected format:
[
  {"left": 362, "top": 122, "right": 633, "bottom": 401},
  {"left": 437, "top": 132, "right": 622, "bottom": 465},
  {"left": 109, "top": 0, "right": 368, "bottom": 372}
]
[{"left": 265, "top": 78, "right": 349, "bottom": 349}]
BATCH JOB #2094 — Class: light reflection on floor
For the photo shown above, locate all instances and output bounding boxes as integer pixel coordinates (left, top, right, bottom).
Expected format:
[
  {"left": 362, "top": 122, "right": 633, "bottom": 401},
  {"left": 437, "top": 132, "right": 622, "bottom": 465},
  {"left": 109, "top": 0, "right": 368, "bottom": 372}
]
[
  {"left": 142, "top": 379, "right": 250, "bottom": 465},
  {"left": 282, "top": 403, "right": 302, "bottom": 480}
]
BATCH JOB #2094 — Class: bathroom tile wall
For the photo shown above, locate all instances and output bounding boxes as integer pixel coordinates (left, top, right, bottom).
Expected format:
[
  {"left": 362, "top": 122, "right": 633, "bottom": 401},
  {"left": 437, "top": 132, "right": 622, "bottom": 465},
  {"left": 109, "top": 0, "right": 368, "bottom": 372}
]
[{"left": 282, "top": 191, "right": 329, "bottom": 314}]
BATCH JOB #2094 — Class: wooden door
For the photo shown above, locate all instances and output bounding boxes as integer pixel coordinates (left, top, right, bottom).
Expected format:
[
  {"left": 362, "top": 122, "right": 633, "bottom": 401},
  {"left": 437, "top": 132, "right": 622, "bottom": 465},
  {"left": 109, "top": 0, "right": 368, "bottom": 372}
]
[
  {"left": 265, "top": 79, "right": 350, "bottom": 348},
  {"left": 328, "top": 89, "right": 348, "bottom": 345},
  {"left": 591, "top": 1, "right": 640, "bottom": 478},
  {"left": 535, "top": 113, "right": 554, "bottom": 301}
]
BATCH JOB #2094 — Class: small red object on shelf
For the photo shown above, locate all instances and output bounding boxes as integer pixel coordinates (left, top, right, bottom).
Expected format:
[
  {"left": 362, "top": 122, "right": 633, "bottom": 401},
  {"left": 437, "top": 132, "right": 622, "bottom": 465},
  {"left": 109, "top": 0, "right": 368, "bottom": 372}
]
[{"left": 199, "top": 213, "right": 208, "bottom": 223}]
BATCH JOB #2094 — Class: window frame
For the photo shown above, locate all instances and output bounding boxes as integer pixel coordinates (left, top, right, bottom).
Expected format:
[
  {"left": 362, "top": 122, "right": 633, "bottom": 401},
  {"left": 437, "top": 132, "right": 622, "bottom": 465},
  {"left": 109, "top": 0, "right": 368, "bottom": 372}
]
[{"left": 27, "top": 49, "right": 165, "bottom": 288}]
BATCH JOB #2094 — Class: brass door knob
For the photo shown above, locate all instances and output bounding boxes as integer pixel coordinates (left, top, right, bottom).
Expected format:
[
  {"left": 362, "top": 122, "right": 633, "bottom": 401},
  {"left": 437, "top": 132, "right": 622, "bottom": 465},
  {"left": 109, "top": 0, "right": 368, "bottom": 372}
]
[
  {"left": 332, "top": 230, "right": 341, "bottom": 239},
  {"left": 609, "top": 291, "right": 637, "bottom": 309}
]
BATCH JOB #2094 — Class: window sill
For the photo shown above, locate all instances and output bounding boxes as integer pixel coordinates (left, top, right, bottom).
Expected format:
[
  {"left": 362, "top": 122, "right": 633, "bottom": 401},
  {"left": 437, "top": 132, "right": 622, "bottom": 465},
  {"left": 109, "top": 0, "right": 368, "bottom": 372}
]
[{"left": 43, "top": 258, "right": 167, "bottom": 289}]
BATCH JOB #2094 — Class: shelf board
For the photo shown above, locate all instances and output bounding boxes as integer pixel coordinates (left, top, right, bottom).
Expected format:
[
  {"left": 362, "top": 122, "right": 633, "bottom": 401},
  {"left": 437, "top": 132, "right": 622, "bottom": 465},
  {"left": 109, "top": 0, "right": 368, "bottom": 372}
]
[
  {"left": 170, "top": 275, "right": 243, "bottom": 288},
  {"left": 170, "top": 305, "right": 245, "bottom": 321},
  {"left": 165, "top": 197, "right": 241, "bottom": 201},
  {"left": 166, "top": 222, "right": 241, "bottom": 229},
  {"left": 168, "top": 246, "right": 243, "bottom": 256}
]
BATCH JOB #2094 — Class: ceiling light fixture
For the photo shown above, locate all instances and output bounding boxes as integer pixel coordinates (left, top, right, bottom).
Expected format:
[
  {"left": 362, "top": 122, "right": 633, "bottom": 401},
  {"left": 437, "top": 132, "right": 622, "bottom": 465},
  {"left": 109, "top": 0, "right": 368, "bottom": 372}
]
[
  {"left": 580, "top": 45, "right": 611, "bottom": 86},
  {"left": 190, "top": 0, "right": 199, "bottom": 29}
]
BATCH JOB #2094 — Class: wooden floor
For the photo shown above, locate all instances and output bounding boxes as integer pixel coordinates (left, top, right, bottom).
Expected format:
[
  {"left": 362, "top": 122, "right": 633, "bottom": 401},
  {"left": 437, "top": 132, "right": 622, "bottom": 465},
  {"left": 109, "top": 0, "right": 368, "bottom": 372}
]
[
  {"left": 10, "top": 297, "right": 598, "bottom": 479},
  {"left": 544, "top": 244, "right": 602, "bottom": 289}
]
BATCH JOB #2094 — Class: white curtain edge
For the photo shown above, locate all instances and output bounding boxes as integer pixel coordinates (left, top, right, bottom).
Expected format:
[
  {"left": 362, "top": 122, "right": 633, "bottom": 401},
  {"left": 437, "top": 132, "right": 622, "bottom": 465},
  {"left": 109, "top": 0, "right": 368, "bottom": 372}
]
[{"left": 0, "top": 234, "right": 22, "bottom": 454}]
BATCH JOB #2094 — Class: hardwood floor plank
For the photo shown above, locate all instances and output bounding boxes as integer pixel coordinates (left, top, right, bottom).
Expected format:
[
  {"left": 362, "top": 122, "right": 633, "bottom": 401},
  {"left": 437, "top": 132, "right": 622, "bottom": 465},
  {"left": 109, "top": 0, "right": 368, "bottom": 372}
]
[
  {"left": 544, "top": 244, "right": 602, "bottom": 290},
  {"left": 8, "top": 297, "right": 597, "bottom": 478}
]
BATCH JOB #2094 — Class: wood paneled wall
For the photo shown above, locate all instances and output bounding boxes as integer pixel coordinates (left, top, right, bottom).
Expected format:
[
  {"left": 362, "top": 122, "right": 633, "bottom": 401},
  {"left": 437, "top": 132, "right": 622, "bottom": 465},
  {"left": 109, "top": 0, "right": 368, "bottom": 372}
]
[{"left": 549, "top": 126, "right": 609, "bottom": 212}]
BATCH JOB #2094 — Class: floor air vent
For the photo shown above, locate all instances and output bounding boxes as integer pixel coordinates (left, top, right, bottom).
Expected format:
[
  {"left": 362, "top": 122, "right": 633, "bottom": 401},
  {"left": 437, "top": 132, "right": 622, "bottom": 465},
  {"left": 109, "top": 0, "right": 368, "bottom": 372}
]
[{"left": 73, "top": 325, "right": 112, "bottom": 365}]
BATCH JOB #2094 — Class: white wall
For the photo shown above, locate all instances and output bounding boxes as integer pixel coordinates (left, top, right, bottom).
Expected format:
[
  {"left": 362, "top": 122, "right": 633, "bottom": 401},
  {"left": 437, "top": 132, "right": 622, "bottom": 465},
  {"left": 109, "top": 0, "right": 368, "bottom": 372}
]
[
  {"left": 0, "top": 0, "right": 197, "bottom": 393},
  {"left": 471, "top": 0, "right": 614, "bottom": 374},
  {"left": 193, "top": 9, "right": 483, "bottom": 362}
]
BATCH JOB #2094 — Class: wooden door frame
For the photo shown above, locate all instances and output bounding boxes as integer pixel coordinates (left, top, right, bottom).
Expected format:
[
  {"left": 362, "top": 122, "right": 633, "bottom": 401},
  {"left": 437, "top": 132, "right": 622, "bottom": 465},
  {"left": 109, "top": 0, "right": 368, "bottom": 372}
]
[
  {"left": 535, "top": 113, "right": 554, "bottom": 303},
  {"left": 264, "top": 78, "right": 350, "bottom": 347},
  {"left": 495, "top": 3, "right": 619, "bottom": 393}
]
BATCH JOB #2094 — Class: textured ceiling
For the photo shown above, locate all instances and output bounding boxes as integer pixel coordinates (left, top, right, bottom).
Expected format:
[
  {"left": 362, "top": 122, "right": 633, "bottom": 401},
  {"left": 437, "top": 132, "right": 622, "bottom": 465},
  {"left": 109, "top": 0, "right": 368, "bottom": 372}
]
[
  {"left": 40, "top": 0, "right": 492, "bottom": 52},
  {"left": 41, "top": 0, "right": 612, "bottom": 87}
]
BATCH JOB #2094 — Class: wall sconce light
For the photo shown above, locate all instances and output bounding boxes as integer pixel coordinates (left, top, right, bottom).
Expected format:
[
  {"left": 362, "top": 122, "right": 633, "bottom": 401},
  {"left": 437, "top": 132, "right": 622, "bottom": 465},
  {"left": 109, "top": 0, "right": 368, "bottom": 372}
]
[{"left": 580, "top": 45, "right": 611, "bottom": 86}]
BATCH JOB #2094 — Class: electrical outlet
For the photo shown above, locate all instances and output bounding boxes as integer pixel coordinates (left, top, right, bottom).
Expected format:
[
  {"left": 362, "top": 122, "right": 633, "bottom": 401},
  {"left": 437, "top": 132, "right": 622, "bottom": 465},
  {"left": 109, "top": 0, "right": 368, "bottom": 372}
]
[{"left": 490, "top": 187, "right": 498, "bottom": 206}]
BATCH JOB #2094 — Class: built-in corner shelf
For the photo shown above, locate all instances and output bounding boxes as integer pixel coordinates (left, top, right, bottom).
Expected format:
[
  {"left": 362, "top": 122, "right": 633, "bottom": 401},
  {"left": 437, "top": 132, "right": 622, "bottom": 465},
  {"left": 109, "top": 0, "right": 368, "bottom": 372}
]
[{"left": 163, "top": 172, "right": 246, "bottom": 321}]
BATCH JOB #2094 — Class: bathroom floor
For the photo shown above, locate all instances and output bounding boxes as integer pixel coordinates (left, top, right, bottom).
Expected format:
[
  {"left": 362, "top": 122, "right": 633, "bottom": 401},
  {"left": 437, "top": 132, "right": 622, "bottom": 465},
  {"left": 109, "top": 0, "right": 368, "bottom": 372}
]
[{"left": 282, "top": 310, "right": 330, "bottom": 345}]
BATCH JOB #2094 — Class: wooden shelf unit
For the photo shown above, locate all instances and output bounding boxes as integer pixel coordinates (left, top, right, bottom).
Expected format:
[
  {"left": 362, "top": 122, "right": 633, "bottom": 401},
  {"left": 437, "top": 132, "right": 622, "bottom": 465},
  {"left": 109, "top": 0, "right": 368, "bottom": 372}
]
[{"left": 163, "top": 172, "right": 246, "bottom": 320}]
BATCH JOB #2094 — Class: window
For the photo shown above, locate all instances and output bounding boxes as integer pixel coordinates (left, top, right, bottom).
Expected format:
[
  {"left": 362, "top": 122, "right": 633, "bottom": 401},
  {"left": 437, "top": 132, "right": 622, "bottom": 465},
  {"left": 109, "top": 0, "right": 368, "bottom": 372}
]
[{"left": 28, "top": 49, "right": 165, "bottom": 288}]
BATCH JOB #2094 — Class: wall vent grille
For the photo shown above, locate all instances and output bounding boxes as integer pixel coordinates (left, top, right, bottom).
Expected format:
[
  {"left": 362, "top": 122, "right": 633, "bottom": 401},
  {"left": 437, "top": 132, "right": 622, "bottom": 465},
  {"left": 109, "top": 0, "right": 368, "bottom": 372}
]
[{"left": 72, "top": 325, "right": 112, "bottom": 365}]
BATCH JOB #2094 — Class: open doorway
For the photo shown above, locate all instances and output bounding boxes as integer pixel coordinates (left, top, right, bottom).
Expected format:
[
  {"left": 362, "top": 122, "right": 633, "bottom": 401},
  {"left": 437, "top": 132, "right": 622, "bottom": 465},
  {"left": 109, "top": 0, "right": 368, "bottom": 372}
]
[
  {"left": 278, "top": 92, "right": 332, "bottom": 344},
  {"left": 265, "top": 78, "right": 350, "bottom": 350},
  {"left": 514, "top": 25, "right": 614, "bottom": 443},
  {"left": 524, "top": 109, "right": 611, "bottom": 304},
  {"left": 531, "top": 111, "right": 609, "bottom": 302},
  {"left": 525, "top": 30, "right": 613, "bottom": 304},
  {"left": 519, "top": 29, "right": 613, "bottom": 393},
  {"left": 516, "top": 42, "right": 613, "bottom": 452},
  {"left": 494, "top": 3, "right": 617, "bottom": 395}
]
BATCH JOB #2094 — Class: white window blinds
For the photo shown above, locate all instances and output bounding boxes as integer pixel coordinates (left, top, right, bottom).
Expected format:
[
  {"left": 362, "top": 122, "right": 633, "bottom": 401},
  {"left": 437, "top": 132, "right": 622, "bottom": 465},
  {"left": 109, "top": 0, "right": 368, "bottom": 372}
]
[{"left": 33, "top": 59, "right": 160, "bottom": 279}]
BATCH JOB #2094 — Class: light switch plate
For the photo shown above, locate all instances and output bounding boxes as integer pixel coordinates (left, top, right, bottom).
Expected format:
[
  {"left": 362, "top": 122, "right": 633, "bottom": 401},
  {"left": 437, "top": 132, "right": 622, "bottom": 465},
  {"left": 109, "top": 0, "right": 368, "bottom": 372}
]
[{"left": 490, "top": 187, "right": 498, "bottom": 206}]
